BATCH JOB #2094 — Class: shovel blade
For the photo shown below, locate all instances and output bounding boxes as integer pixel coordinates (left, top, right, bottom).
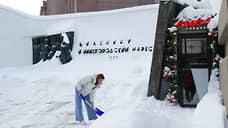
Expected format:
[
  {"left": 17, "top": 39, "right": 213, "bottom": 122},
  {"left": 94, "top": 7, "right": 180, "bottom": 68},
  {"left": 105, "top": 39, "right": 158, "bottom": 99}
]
[{"left": 95, "top": 108, "right": 104, "bottom": 116}]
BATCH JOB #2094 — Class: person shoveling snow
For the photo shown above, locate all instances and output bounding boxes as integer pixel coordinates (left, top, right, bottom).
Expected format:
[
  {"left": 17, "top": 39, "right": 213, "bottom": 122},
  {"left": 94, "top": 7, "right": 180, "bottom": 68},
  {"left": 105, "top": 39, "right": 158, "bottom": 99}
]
[{"left": 75, "top": 73, "right": 105, "bottom": 125}]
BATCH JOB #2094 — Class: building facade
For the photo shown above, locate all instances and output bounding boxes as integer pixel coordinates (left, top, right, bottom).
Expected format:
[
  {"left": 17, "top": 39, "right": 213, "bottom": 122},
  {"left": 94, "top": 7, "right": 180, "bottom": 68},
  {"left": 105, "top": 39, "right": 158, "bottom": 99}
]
[
  {"left": 40, "top": 0, "right": 158, "bottom": 15},
  {"left": 40, "top": 0, "right": 77, "bottom": 15},
  {"left": 218, "top": 0, "right": 228, "bottom": 115}
]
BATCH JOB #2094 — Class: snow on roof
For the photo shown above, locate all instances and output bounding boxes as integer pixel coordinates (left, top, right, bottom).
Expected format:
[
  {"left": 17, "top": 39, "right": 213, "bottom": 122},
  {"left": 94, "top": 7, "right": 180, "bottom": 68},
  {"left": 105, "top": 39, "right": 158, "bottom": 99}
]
[
  {"left": 174, "top": 0, "right": 222, "bottom": 13},
  {"left": 208, "top": 15, "right": 219, "bottom": 31},
  {"left": 174, "top": 6, "right": 218, "bottom": 31},
  {"left": 176, "top": 6, "right": 216, "bottom": 21}
]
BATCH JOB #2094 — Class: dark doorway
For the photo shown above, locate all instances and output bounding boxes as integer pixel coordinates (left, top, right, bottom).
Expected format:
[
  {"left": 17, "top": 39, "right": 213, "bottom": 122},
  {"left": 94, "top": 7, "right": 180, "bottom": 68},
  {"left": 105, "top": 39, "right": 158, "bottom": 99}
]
[{"left": 177, "top": 33, "right": 210, "bottom": 107}]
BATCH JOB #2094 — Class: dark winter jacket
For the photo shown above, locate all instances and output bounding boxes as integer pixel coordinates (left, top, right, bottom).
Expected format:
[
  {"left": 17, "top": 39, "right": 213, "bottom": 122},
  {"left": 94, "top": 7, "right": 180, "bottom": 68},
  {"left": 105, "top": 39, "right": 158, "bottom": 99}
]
[{"left": 184, "top": 72, "right": 194, "bottom": 87}]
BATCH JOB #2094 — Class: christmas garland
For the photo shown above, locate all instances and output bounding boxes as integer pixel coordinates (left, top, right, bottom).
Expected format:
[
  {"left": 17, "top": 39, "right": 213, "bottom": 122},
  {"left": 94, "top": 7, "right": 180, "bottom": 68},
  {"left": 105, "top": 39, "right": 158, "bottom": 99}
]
[
  {"left": 163, "top": 29, "right": 178, "bottom": 104},
  {"left": 208, "top": 30, "right": 224, "bottom": 72}
]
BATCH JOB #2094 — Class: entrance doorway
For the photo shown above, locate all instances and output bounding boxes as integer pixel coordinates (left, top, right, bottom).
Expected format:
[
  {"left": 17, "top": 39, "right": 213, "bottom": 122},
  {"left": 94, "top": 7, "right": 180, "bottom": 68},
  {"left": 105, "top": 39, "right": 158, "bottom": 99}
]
[{"left": 177, "top": 34, "right": 211, "bottom": 107}]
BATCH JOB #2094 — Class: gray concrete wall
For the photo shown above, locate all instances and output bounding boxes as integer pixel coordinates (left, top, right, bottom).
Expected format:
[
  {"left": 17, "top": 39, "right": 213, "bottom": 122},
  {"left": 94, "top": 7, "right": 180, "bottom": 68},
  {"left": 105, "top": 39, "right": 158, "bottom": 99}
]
[
  {"left": 219, "top": 0, "right": 228, "bottom": 115},
  {"left": 218, "top": 0, "right": 228, "bottom": 45},
  {"left": 225, "top": 41, "right": 228, "bottom": 57},
  {"left": 220, "top": 57, "right": 228, "bottom": 116},
  {"left": 147, "top": 1, "right": 179, "bottom": 98}
]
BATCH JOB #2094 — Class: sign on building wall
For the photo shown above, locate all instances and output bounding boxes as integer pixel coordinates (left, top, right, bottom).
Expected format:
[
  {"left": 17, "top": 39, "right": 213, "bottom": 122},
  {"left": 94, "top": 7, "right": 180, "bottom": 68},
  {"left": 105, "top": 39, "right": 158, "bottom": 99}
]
[{"left": 77, "top": 39, "right": 154, "bottom": 60}]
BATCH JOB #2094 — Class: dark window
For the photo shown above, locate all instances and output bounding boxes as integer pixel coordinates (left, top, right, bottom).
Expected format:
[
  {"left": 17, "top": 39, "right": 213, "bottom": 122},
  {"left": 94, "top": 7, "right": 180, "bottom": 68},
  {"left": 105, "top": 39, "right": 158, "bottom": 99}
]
[
  {"left": 182, "top": 38, "right": 207, "bottom": 55},
  {"left": 178, "top": 35, "right": 210, "bottom": 107}
]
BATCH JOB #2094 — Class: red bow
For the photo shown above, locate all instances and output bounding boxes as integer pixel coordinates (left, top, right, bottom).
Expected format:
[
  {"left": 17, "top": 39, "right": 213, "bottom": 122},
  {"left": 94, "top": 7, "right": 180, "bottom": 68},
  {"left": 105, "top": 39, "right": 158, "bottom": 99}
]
[
  {"left": 208, "top": 31, "right": 218, "bottom": 36},
  {"left": 167, "top": 97, "right": 176, "bottom": 103}
]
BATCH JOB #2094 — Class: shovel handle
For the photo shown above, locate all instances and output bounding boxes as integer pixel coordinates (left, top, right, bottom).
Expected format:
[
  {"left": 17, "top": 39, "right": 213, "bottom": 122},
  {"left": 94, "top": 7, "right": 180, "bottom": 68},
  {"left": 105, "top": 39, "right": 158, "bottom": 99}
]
[{"left": 80, "top": 95, "right": 104, "bottom": 116}]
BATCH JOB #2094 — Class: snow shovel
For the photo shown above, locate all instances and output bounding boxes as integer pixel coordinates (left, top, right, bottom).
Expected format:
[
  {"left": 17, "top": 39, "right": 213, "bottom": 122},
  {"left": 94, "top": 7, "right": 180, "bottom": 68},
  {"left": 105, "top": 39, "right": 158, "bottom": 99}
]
[{"left": 80, "top": 95, "right": 104, "bottom": 116}]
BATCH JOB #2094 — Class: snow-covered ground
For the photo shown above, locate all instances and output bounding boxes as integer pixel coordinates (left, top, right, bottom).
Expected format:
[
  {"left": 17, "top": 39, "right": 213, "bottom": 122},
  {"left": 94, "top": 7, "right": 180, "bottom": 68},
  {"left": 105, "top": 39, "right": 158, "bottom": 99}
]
[
  {"left": 0, "top": 58, "right": 226, "bottom": 128},
  {"left": 0, "top": 58, "right": 196, "bottom": 128}
]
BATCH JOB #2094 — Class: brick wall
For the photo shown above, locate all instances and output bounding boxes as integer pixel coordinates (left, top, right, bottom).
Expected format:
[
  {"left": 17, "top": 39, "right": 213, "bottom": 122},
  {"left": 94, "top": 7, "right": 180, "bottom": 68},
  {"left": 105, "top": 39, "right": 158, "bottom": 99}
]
[{"left": 40, "top": 0, "right": 156, "bottom": 15}]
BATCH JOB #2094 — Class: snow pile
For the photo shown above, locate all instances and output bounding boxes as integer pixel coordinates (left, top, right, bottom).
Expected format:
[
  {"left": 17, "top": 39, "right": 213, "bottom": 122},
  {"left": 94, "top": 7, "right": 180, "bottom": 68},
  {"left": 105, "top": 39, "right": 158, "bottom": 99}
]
[
  {"left": 176, "top": 6, "right": 216, "bottom": 21},
  {"left": 207, "top": 14, "right": 219, "bottom": 31},
  {"left": 90, "top": 98, "right": 194, "bottom": 128},
  {"left": 193, "top": 69, "right": 227, "bottom": 128},
  {"left": 175, "top": 0, "right": 222, "bottom": 13}
]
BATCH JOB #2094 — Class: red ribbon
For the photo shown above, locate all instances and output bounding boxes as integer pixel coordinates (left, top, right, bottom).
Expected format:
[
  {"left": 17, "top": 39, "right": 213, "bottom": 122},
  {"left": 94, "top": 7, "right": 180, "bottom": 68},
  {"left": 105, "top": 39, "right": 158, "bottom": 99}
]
[
  {"left": 167, "top": 96, "right": 176, "bottom": 103},
  {"left": 208, "top": 31, "right": 218, "bottom": 36}
]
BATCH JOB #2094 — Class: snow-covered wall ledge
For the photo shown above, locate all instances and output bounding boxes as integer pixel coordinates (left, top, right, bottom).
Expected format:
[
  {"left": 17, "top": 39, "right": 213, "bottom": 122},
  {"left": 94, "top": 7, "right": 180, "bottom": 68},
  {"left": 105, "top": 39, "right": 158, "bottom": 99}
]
[{"left": 0, "top": 4, "right": 159, "bottom": 68}]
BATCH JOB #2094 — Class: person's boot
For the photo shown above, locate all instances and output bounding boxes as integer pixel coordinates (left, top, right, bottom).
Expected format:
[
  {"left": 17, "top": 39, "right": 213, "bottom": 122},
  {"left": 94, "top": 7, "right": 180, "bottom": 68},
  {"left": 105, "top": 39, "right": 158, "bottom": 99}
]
[
  {"left": 87, "top": 120, "right": 96, "bottom": 124},
  {"left": 80, "top": 121, "right": 87, "bottom": 125}
]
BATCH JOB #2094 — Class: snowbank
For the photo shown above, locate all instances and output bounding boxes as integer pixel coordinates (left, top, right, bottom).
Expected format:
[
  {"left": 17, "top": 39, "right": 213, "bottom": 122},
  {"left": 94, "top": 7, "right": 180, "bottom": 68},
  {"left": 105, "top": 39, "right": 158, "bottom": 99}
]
[
  {"left": 193, "top": 69, "right": 227, "bottom": 128},
  {"left": 90, "top": 97, "right": 194, "bottom": 128}
]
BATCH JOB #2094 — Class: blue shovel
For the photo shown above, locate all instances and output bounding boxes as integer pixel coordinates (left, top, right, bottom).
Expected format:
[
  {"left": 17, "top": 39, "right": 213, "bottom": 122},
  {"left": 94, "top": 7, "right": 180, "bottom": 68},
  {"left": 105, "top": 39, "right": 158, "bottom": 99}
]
[{"left": 80, "top": 95, "right": 104, "bottom": 116}]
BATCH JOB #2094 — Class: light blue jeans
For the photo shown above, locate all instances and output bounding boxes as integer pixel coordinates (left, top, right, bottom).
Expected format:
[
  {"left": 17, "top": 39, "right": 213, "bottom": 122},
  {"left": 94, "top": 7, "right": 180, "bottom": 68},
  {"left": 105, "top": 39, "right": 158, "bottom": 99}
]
[{"left": 75, "top": 88, "right": 97, "bottom": 121}]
